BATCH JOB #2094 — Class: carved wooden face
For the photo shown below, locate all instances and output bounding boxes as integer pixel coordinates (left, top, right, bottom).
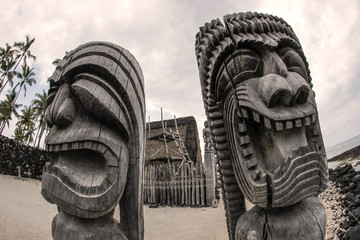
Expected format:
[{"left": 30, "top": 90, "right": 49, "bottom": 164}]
[
  {"left": 41, "top": 73, "right": 130, "bottom": 218},
  {"left": 216, "top": 41, "right": 328, "bottom": 208}
]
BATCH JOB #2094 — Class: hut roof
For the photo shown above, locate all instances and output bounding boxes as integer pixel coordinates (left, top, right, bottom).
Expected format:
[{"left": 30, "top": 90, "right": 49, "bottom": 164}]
[{"left": 145, "top": 116, "right": 202, "bottom": 164}]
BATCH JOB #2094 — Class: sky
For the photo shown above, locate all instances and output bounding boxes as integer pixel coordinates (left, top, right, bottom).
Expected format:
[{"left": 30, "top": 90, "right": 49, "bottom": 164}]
[{"left": 1, "top": 0, "right": 359, "bottom": 153}]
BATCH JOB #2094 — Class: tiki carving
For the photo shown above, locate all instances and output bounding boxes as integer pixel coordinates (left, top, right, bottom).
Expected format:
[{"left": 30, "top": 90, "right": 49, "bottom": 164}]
[
  {"left": 195, "top": 12, "right": 328, "bottom": 239},
  {"left": 41, "top": 42, "right": 145, "bottom": 240},
  {"left": 203, "top": 120, "right": 217, "bottom": 206}
]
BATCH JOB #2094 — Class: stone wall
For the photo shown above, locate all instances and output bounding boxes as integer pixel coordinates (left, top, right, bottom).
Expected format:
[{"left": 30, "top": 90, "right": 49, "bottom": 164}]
[
  {"left": 330, "top": 164, "right": 360, "bottom": 239},
  {"left": 0, "top": 135, "right": 48, "bottom": 180}
]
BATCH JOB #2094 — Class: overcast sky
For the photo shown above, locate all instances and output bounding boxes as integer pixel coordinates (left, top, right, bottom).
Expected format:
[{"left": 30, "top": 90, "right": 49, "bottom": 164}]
[{"left": 1, "top": 0, "right": 359, "bottom": 152}]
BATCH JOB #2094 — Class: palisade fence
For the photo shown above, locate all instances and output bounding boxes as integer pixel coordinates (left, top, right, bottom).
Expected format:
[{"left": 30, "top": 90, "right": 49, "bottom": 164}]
[{"left": 144, "top": 161, "right": 207, "bottom": 206}]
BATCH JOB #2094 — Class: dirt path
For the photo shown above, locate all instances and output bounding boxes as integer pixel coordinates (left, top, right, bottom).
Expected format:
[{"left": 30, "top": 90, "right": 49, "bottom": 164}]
[{"left": 0, "top": 174, "right": 227, "bottom": 240}]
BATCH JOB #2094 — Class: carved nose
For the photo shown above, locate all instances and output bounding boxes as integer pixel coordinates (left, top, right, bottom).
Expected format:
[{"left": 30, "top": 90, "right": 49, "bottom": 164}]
[
  {"left": 262, "top": 51, "right": 288, "bottom": 78},
  {"left": 258, "top": 74, "right": 310, "bottom": 107},
  {"left": 45, "top": 83, "right": 76, "bottom": 128}
]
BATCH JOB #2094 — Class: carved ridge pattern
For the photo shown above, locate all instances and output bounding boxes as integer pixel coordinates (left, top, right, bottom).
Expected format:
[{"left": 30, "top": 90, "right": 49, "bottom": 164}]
[
  {"left": 196, "top": 19, "right": 245, "bottom": 240},
  {"left": 225, "top": 90, "right": 268, "bottom": 207},
  {"left": 209, "top": 105, "right": 245, "bottom": 240},
  {"left": 48, "top": 42, "right": 145, "bottom": 122}
]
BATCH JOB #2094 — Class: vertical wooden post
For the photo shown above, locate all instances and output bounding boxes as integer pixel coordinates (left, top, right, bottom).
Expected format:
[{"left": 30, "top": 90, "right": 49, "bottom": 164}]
[
  {"left": 148, "top": 116, "right": 151, "bottom": 139},
  {"left": 200, "top": 162, "right": 205, "bottom": 206},
  {"left": 166, "top": 163, "right": 171, "bottom": 206},
  {"left": 195, "top": 162, "right": 200, "bottom": 206},
  {"left": 144, "top": 165, "right": 148, "bottom": 204},
  {"left": 181, "top": 163, "right": 185, "bottom": 205},
  {"left": 190, "top": 161, "right": 195, "bottom": 206}
]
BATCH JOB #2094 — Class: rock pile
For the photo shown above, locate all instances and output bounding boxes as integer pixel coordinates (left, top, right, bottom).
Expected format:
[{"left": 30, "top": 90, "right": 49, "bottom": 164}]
[
  {"left": 0, "top": 135, "right": 48, "bottom": 180},
  {"left": 321, "top": 164, "right": 360, "bottom": 240}
]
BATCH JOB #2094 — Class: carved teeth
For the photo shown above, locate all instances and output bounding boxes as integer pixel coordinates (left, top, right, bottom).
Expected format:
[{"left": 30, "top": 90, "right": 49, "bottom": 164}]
[
  {"left": 252, "top": 111, "right": 260, "bottom": 123},
  {"left": 91, "top": 143, "right": 98, "bottom": 151},
  {"left": 238, "top": 123, "right": 247, "bottom": 132},
  {"left": 239, "top": 136, "right": 250, "bottom": 145},
  {"left": 286, "top": 121, "right": 293, "bottom": 129},
  {"left": 246, "top": 158, "right": 257, "bottom": 169},
  {"left": 241, "top": 108, "right": 249, "bottom": 118},
  {"left": 275, "top": 122, "right": 283, "bottom": 131},
  {"left": 236, "top": 110, "right": 242, "bottom": 118},
  {"left": 237, "top": 108, "right": 314, "bottom": 132},
  {"left": 264, "top": 117, "right": 272, "bottom": 129},
  {"left": 72, "top": 142, "right": 79, "bottom": 150},
  {"left": 53, "top": 145, "right": 60, "bottom": 151},
  {"left": 241, "top": 147, "right": 253, "bottom": 157},
  {"left": 84, "top": 141, "right": 93, "bottom": 149},
  {"left": 97, "top": 143, "right": 108, "bottom": 154},
  {"left": 59, "top": 143, "right": 69, "bottom": 151}
]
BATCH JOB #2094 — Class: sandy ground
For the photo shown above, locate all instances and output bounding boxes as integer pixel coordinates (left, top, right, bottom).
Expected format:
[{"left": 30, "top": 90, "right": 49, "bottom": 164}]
[
  {"left": 1, "top": 174, "right": 341, "bottom": 240},
  {"left": 0, "top": 174, "right": 227, "bottom": 240}
]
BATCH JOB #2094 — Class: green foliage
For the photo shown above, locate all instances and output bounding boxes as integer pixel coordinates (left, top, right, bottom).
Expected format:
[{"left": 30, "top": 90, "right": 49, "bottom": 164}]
[
  {"left": 14, "top": 105, "right": 36, "bottom": 144},
  {"left": 0, "top": 91, "right": 22, "bottom": 134},
  {"left": 31, "top": 89, "right": 48, "bottom": 147},
  {"left": 0, "top": 35, "right": 36, "bottom": 94},
  {"left": 0, "top": 35, "right": 63, "bottom": 148},
  {"left": 0, "top": 35, "right": 42, "bottom": 146}
]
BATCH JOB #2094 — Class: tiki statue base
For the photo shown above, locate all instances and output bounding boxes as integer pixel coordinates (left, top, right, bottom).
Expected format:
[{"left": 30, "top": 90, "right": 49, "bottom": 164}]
[
  {"left": 51, "top": 211, "right": 127, "bottom": 240},
  {"left": 235, "top": 197, "right": 326, "bottom": 240}
]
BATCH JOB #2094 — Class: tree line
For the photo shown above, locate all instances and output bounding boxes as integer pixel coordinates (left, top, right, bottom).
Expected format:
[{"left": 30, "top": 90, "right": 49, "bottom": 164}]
[{"left": 0, "top": 35, "right": 50, "bottom": 148}]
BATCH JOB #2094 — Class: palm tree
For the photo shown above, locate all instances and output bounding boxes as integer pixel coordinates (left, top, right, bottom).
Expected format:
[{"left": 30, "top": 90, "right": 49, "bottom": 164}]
[
  {"left": 0, "top": 43, "right": 17, "bottom": 92},
  {"left": 13, "top": 126, "right": 25, "bottom": 143},
  {"left": 14, "top": 105, "right": 36, "bottom": 144},
  {"left": 0, "top": 91, "right": 22, "bottom": 134},
  {"left": 0, "top": 35, "right": 36, "bottom": 94},
  {"left": 13, "top": 35, "right": 36, "bottom": 70},
  {"left": 31, "top": 89, "right": 48, "bottom": 147},
  {"left": 13, "top": 63, "right": 36, "bottom": 104}
]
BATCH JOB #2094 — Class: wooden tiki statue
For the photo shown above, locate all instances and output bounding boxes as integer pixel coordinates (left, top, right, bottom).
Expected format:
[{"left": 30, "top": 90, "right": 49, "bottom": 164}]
[
  {"left": 41, "top": 41, "right": 145, "bottom": 240},
  {"left": 195, "top": 12, "right": 328, "bottom": 240}
]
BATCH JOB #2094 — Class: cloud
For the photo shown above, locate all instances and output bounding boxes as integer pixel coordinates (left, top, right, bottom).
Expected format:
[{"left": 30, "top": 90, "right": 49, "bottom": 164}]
[{"left": 1, "top": 0, "right": 359, "bottom": 151}]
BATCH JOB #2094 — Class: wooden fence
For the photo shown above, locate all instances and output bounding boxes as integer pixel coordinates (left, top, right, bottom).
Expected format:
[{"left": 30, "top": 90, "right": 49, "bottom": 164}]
[{"left": 144, "top": 161, "right": 207, "bottom": 206}]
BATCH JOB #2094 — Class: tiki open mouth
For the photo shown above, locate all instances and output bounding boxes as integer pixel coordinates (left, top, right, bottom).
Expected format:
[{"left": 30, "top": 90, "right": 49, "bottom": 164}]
[
  {"left": 43, "top": 141, "right": 119, "bottom": 196},
  {"left": 233, "top": 105, "right": 327, "bottom": 208},
  {"left": 244, "top": 114, "right": 311, "bottom": 174},
  {"left": 225, "top": 75, "right": 328, "bottom": 208}
]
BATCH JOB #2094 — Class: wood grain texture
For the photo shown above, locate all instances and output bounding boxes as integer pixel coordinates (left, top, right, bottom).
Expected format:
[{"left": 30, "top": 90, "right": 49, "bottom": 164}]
[
  {"left": 42, "top": 42, "right": 145, "bottom": 240},
  {"left": 235, "top": 197, "right": 326, "bottom": 240}
]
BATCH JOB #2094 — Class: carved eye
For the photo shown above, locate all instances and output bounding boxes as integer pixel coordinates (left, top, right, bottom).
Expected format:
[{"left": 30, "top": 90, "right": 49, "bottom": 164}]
[
  {"left": 225, "top": 49, "right": 262, "bottom": 83},
  {"left": 277, "top": 47, "right": 308, "bottom": 80},
  {"left": 70, "top": 77, "right": 130, "bottom": 141}
]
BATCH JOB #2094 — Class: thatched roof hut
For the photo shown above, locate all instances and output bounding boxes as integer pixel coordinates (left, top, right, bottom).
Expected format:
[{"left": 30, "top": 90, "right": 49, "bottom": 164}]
[{"left": 145, "top": 116, "right": 202, "bottom": 165}]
